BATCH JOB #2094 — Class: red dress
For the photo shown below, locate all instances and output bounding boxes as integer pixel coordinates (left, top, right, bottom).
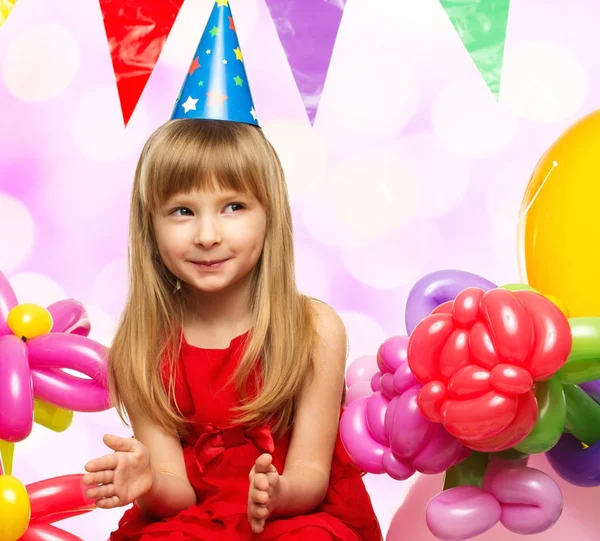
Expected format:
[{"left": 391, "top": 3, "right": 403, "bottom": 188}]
[{"left": 109, "top": 332, "right": 383, "bottom": 540}]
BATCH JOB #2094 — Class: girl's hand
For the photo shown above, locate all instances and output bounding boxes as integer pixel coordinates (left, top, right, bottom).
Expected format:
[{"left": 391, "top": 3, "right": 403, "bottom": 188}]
[
  {"left": 83, "top": 434, "right": 153, "bottom": 509},
  {"left": 248, "top": 453, "right": 281, "bottom": 533}
]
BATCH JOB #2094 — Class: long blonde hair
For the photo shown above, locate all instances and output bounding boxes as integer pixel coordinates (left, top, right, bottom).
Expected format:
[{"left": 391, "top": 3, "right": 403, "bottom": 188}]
[{"left": 109, "top": 119, "right": 316, "bottom": 438}]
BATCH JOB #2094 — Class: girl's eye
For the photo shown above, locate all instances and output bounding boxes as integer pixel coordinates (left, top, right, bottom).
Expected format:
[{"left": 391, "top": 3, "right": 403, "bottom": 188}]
[
  {"left": 224, "top": 203, "right": 245, "bottom": 213},
  {"left": 172, "top": 207, "right": 193, "bottom": 216}
]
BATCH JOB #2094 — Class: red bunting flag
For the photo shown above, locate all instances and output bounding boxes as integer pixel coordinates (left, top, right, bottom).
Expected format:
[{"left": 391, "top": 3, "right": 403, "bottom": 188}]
[{"left": 98, "top": 0, "right": 184, "bottom": 125}]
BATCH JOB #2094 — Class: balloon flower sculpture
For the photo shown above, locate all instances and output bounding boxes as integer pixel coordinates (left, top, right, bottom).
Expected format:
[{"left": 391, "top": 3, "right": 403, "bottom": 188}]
[{"left": 0, "top": 270, "right": 111, "bottom": 541}]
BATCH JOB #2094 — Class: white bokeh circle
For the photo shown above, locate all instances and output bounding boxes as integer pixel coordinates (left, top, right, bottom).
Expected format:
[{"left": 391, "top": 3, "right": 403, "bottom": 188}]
[
  {"left": 338, "top": 310, "right": 387, "bottom": 368},
  {"left": 394, "top": 133, "right": 471, "bottom": 218},
  {"left": 319, "top": 41, "right": 420, "bottom": 139},
  {"left": 328, "top": 150, "right": 420, "bottom": 240},
  {"left": 3, "top": 22, "right": 80, "bottom": 101},
  {"left": 0, "top": 194, "right": 35, "bottom": 273},
  {"left": 160, "top": 0, "right": 260, "bottom": 70},
  {"left": 501, "top": 40, "right": 588, "bottom": 123},
  {"left": 432, "top": 79, "right": 519, "bottom": 158},
  {"left": 8, "top": 272, "right": 67, "bottom": 307},
  {"left": 262, "top": 121, "right": 327, "bottom": 201},
  {"left": 485, "top": 158, "right": 537, "bottom": 265},
  {"left": 295, "top": 244, "right": 333, "bottom": 301},
  {"left": 85, "top": 304, "right": 118, "bottom": 348},
  {"left": 90, "top": 258, "right": 128, "bottom": 320},
  {"left": 341, "top": 222, "right": 444, "bottom": 289},
  {"left": 71, "top": 85, "right": 150, "bottom": 163}
]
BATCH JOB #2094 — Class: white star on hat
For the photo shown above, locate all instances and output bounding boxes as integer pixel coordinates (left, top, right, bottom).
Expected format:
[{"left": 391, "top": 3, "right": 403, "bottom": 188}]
[
  {"left": 250, "top": 107, "right": 258, "bottom": 120},
  {"left": 181, "top": 96, "right": 199, "bottom": 113}
]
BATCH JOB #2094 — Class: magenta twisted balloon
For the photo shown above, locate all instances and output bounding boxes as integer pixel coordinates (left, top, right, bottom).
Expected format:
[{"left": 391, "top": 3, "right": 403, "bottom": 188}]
[
  {"left": 426, "top": 458, "right": 563, "bottom": 540},
  {"left": 340, "top": 335, "right": 468, "bottom": 480},
  {"left": 0, "top": 271, "right": 111, "bottom": 442}
]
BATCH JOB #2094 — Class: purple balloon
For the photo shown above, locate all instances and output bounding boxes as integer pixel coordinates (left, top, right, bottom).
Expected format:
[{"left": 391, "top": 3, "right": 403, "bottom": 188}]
[
  {"left": 0, "top": 335, "right": 33, "bottom": 442},
  {"left": 345, "top": 381, "right": 373, "bottom": 405},
  {"left": 0, "top": 271, "right": 18, "bottom": 337},
  {"left": 47, "top": 299, "right": 91, "bottom": 337},
  {"left": 580, "top": 380, "right": 600, "bottom": 404},
  {"left": 546, "top": 433, "right": 600, "bottom": 487},
  {"left": 405, "top": 270, "right": 496, "bottom": 335},
  {"left": 426, "top": 486, "right": 501, "bottom": 541}
]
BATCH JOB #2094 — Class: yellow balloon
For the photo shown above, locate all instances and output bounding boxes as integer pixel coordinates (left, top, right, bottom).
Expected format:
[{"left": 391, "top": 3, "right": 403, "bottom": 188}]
[
  {"left": 7, "top": 303, "right": 53, "bottom": 339},
  {"left": 0, "top": 475, "right": 30, "bottom": 541},
  {"left": 518, "top": 109, "right": 600, "bottom": 318},
  {"left": 33, "top": 399, "right": 73, "bottom": 432},
  {"left": 0, "top": 441, "right": 14, "bottom": 476}
]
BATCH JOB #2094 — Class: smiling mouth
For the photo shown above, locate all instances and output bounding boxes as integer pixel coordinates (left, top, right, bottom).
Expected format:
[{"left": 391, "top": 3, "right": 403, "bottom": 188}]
[{"left": 190, "top": 259, "right": 229, "bottom": 269}]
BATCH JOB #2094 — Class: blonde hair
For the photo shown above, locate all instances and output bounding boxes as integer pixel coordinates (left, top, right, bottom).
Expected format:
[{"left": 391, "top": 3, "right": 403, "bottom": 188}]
[{"left": 108, "top": 119, "right": 316, "bottom": 437}]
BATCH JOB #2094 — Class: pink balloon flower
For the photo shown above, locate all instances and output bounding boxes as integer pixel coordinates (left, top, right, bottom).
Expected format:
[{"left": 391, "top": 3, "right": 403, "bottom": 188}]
[
  {"left": 0, "top": 271, "right": 111, "bottom": 443},
  {"left": 340, "top": 336, "right": 469, "bottom": 480}
]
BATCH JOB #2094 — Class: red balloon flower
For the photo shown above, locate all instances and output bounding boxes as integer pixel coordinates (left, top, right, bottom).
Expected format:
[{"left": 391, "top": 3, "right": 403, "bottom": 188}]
[{"left": 407, "top": 288, "right": 572, "bottom": 452}]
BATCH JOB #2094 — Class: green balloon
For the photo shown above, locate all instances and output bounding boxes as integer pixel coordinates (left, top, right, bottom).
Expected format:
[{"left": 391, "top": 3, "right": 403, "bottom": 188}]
[
  {"left": 499, "top": 283, "right": 539, "bottom": 293},
  {"left": 557, "top": 318, "right": 600, "bottom": 384},
  {"left": 443, "top": 451, "right": 489, "bottom": 490},
  {"left": 514, "top": 376, "right": 566, "bottom": 454},
  {"left": 564, "top": 384, "right": 600, "bottom": 445},
  {"left": 492, "top": 448, "right": 529, "bottom": 460}
]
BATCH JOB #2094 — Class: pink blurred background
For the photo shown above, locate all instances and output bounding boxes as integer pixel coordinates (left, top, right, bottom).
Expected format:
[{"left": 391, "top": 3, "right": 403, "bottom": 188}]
[{"left": 1, "top": 0, "right": 600, "bottom": 538}]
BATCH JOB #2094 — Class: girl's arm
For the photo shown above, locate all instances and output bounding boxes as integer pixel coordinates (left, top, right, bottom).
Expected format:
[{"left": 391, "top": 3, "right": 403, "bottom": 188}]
[
  {"left": 273, "top": 301, "right": 348, "bottom": 516},
  {"left": 131, "top": 413, "right": 197, "bottom": 518}
]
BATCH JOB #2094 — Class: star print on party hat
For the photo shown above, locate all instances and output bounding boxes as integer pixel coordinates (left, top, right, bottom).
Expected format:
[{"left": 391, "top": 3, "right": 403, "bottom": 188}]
[{"left": 170, "top": 0, "right": 259, "bottom": 126}]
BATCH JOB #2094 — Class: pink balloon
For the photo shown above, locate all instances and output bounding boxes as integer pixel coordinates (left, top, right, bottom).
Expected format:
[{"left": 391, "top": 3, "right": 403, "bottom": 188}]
[
  {"left": 27, "top": 333, "right": 110, "bottom": 411},
  {"left": 0, "top": 271, "right": 18, "bottom": 336},
  {"left": 377, "top": 335, "right": 409, "bottom": 374},
  {"left": 47, "top": 299, "right": 91, "bottom": 337},
  {"left": 483, "top": 461, "right": 563, "bottom": 535},
  {"left": 346, "top": 355, "right": 378, "bottom": 387},
  {"left": 0, "top": 335, "right": 33, "bottom": 442},
  {"left": 340, "top": 396, "right": 386, "bottom": 474},
  {"left": 366, "top": 391, "right": 390, "bottom": 446},
  {"left": 371, "top": 372, "right": 382, "bottom": 392},
  {"left": 412, "top": 424, "right": 465, "bottom": 475},
  {"left": 426, "top": 486, "right": 501, "bottom": 541},
  {"left": 345, "top": 381, "right": 373, "bottom": 405}
]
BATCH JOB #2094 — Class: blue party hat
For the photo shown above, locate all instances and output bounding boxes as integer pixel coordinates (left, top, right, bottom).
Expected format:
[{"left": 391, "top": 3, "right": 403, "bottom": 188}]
[{"left": 170, "top": 0, "right": 259, "bottom": 126}]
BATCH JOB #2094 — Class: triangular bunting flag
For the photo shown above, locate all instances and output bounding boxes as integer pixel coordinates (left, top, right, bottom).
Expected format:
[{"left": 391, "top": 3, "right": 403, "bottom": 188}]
[
  {"left": 0, "top": 0, "right": 18, "bottom": 29},
  {"left": 98, "top": 0, "right": 185, "bottom": 126},
  {"left": 439, "top": 0, "right": 511, "bottom": 98},
  {"left": 264, "top": 0, "right": 346, "bottom": 124}
]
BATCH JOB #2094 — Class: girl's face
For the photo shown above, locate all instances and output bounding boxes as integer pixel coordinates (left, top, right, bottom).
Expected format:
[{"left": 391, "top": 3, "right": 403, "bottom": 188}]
[{"left": 152, "top": 185, "right": 267, "bottom": 295}]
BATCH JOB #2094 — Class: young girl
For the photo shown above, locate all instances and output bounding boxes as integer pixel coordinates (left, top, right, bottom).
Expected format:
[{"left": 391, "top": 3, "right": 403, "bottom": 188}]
[
  {"left": 82, "top": 118, "right": 383, "bottom": 540},
  {"left": 82, "top": 3, "right": 382, "bottom": 539}
]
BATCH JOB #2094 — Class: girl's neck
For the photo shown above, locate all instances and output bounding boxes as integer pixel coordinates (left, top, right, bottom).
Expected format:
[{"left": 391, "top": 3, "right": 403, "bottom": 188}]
[{"left": 184, "top": 273, "right": 253, "bottom": 334}]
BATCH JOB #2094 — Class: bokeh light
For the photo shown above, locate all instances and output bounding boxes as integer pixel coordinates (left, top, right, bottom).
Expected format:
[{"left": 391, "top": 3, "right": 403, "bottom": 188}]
[
  {"left": 71, "top": 85, "right": 150, "bottom": 163},
  {"left": 341, "top": 221, "right": 444, "bottom": 289},
  {"left": 337, "top": 310, "right": 386, "bottom": 368},
  {"left": 8, "top": 272, "right": 66, "bottom": 307},
  {"left": 262, "top": 120, "right": 326, "bottom": 201},
  {"left": 3, "top": 22, "right": 80, "bottom": 101},
  {"left": 432, "top": 79, "right": 520, "bottom": 158},
  {"left": 502, "top": 40, "right": 588, "bottom": 123},
  {"left": 89, "top": 258, "right": 128, "bottom": 321},
  {"left": 0, "top": 193, "right": 35, "bottom": 273}
]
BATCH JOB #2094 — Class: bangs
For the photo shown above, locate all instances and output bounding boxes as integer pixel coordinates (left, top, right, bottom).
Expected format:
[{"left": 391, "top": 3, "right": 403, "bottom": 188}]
[{"left": 139, "top": 119, "right": 270, "bottom": 213}]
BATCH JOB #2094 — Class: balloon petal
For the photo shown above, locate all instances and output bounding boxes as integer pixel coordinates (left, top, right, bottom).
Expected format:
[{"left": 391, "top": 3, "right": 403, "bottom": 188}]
[
  {"left": 426, "top": 486, "right": 500, "bottom": 541},
  {"left": 546, "top": 433, "right": 600, "bottom": 487},
  {"left": 47, "top": 299, "right": 91, "bottom": 336},
  {"left": 28, "top": 474, "right": 95, "bottom": 522},
  {"left": 0, "top": 335, "right": 33, "bottom": 442},
  {"left": 405, "top": 270, "right": 496, "bottom": 335},
  {"left": 31, "top": 368, "right": 110, "bottom": 412},
  {"left": 483, "top": 462, "right": 563, "bottom": 535},
  {"left": 340, "top": 397, "right": 385, "bottom": 474},
  {"left": 0, "top": 271, "right": 18, "bottom": 336}
]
